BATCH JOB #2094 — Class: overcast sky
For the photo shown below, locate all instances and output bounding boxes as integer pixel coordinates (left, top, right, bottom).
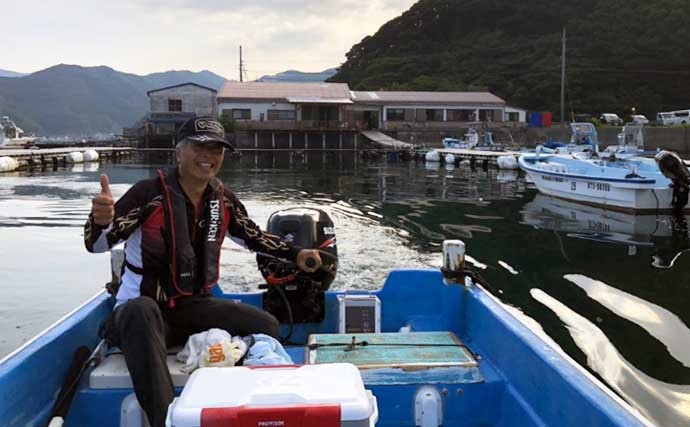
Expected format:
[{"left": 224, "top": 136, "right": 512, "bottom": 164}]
[{"left": 5, "top": 0, "right": 416, "bottom": 79}]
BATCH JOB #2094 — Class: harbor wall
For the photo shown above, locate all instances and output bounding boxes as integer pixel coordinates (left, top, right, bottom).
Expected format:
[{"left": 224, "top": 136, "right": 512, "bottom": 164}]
[
  {"left": 389, "top": 126, "right": 690, "bottom": 156},
  {"left": 523, "top": 126, "right": 690, "bottom": 155}
]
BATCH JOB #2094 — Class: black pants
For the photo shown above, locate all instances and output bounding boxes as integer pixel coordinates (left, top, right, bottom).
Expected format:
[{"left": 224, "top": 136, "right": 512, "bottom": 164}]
[{"left": 105, "top": 295, "right": 280, "bottom": 427}]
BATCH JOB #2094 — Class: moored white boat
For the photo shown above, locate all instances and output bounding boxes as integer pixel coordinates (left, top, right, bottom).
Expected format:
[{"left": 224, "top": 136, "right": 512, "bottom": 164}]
[
  {"left": 519, "top": 150, "right": 690, "bottom": 213},
  {"left": 0, "top": 116, "right": 36, "bottom": 149}
]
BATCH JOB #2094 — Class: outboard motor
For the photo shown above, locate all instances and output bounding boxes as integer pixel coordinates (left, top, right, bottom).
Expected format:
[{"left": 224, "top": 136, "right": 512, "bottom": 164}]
[
  {"left": 655, "top": 150, "right": 690, "bottom": 210},
  {"left": 257, "top": 208, "right": 337, "bottom": 324}
]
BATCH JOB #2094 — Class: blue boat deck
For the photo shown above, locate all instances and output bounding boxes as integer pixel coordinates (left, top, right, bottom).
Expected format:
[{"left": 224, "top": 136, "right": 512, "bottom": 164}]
[{"left": 0, "top": 269, "right": 653, "bottom": 427}]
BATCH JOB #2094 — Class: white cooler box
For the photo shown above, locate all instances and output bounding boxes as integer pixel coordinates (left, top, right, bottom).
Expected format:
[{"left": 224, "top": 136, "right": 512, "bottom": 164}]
[{"left": 166, "top": 363, "right": 378, "bottom": 427}]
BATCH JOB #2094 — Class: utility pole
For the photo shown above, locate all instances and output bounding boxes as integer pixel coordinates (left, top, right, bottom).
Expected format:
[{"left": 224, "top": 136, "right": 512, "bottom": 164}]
[
  {"left": 560, "top": 27, "right": 566, "bottom": 127},
  {"left": 239, "top": 45, "right": 243, "bottom": 82}
]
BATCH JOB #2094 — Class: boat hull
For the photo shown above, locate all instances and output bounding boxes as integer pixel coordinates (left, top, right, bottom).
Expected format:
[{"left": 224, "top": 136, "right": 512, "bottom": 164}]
[{"left": 519, "top": 155, "right": 681, "bottom": 213}]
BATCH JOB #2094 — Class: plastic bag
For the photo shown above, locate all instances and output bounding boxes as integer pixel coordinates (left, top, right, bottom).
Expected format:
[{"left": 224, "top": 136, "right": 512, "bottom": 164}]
[{"left": 176, "top": 328, "right": 248, "bottom": 374}]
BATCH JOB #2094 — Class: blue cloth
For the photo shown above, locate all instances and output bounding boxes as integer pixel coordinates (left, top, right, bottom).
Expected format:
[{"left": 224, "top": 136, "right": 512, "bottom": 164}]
[{"left": 242, "top": 334, "right": 293, "bottom": 366}]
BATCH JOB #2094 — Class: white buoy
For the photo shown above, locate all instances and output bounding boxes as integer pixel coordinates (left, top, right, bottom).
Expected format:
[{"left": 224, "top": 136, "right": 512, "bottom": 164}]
[
  {"left": 425, "top": 150, "right": 440, "bottom": 162},
  {"left": 444, "top": 154, "right": 455, "bottom": 164},
  {"left": 459, "top": 159, "right": 471, "bottom": 166},
  {"left": 0, "top": 156, "right": 19, "bottom": 172},
  {"left": 497, "top": 155, "right": 518, "bottom": 170},
  {"left": 67, "top": 151, "right": 84, "bottom": 163},
  {"left": 82, "top": 149, "right": 99, "bottom": 162}
]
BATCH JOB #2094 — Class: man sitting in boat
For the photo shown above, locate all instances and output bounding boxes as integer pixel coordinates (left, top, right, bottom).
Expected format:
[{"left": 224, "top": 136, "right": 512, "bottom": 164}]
[{"left": 83, "top": 117, "right": 322, "bottom": 427}]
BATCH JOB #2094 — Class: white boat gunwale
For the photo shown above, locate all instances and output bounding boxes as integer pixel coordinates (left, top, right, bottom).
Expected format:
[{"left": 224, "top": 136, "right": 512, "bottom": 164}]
[{"left": 519, "top": 159, "right": 658, "bottom": 185}]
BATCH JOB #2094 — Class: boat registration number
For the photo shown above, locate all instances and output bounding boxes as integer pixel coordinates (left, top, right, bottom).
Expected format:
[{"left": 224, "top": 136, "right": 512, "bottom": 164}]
[{"left": 587, "top": 182, "right": 611, "bottom": 192}]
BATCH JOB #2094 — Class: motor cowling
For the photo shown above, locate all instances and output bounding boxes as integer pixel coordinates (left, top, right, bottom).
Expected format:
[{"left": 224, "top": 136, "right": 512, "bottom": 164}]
[
  {"left": 257, "top": 208, "right": 337, "bottom": 323},
  {"left": 655, "top": 150, "right": 690, "bottom": 209}
]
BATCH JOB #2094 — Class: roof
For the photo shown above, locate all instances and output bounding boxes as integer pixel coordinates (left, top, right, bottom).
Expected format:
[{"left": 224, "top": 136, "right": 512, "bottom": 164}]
[
  {"left": 218, "top": 82, "right": 352, "bottom": 102},
  {"left": 505, "top": 105, "right": 528, "bottom": 112},
  {"left": 287, "top": 97, "right": 352, "bottom": 104},
  {"left": 147, "top": 82, "right": 217, "bottom": 96},
  {"left": 352, "top": 91, "right": 505, "bottom": 105}
]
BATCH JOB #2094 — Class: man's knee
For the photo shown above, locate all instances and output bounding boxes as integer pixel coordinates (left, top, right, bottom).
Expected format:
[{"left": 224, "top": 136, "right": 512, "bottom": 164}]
[{"left": 116, "top": 297, "right": 163, "bottom": 332}]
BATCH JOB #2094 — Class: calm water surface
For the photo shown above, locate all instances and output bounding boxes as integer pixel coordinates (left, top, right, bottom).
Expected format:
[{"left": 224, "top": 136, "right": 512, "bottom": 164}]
[{"left": 0, "top": 152, "right": 689, "bottom": 426}]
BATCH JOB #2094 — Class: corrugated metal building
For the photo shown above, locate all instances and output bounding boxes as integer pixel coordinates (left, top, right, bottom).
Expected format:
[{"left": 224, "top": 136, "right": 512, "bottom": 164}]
[{"left": 144, "top": 83, "right": 218, "bottom": 147}]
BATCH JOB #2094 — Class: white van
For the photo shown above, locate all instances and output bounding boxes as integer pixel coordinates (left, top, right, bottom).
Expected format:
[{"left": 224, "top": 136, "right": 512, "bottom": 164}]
[
  {"left": 656, "top": 112, "right": 674, "bottom": 125},
  {"left": 672, "top": 110, "right": 690, "bottom": 125}
]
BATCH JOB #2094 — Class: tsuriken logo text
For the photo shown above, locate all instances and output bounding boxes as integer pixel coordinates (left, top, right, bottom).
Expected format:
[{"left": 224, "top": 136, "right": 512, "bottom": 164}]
[
  {"left": 207, "top": 200, "right": 220, "bottom": 241},
  {"left": 257, "top": 421, "right": 285, "bottom": 427}
]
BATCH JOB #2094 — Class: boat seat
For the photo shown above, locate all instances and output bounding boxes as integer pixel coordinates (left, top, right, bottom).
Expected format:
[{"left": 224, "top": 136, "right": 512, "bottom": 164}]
[{"left": 90, "top": 351, "right": 189, "bottom": 389}]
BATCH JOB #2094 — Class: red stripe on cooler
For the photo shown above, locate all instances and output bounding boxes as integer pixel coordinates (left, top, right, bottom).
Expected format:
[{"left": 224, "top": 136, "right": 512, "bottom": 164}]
[{"left": 200, "top": 404, "right": 341, "bottom": 427}]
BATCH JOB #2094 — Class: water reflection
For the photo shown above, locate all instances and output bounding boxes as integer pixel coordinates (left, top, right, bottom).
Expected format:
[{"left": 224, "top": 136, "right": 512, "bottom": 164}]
[
  {"left": 521, "top": 194, "right": 690, "bottom": 268},
  {"left": 496, "top": 170, "right": 519, "bottom": 182},
  {"left": 563, "top": 274, "right": 690, "bottom": 368},
  {"left": 532, "top": 288, "right": 690, "bottom": 427}
]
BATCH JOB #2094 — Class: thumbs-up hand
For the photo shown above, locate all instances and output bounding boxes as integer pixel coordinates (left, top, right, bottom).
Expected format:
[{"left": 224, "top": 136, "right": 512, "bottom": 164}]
[{"left": 92, "top": 174, "right": 115, "bottom": 226}]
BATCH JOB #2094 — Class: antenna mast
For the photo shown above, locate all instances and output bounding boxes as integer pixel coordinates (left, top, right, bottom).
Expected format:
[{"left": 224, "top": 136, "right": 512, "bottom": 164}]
[{"left": 560, "top": 27, "right": 566, "bottom": 127}]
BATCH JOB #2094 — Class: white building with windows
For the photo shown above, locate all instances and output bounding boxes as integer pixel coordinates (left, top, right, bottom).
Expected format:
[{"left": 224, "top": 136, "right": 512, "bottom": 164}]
[
  {"left": 216, "top": 81, "right": 520, "bottom": 131},
  {"left": 217, "top": 82, "right": 352, "bottom": 128}
]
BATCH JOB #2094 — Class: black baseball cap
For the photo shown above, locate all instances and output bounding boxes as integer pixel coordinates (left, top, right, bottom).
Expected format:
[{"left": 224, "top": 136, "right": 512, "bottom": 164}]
[{"left": 176, "top": 116, "right": 235, "bottom": 151}]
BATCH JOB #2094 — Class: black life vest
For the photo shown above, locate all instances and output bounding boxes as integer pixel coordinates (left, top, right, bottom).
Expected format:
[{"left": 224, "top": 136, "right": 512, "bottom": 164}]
[{"left": 157, "top": 168, "right": 227, "bottom": 306}]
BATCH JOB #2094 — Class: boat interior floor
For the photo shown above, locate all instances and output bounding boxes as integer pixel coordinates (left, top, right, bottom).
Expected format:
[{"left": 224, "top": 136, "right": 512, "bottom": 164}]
[{"left": 78, "top": 331, "right": 507, "bottom": 427}]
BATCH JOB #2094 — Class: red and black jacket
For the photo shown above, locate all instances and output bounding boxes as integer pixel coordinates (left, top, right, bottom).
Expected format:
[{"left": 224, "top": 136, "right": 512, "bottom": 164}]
[{"left": 84, "top": 168, "right": 300, "bottom": 306}]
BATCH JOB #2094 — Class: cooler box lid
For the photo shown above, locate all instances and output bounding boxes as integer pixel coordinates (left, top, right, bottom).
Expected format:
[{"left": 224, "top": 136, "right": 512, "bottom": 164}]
[{"left": 166, "top": 363, "right": 377, "bottom": 427}]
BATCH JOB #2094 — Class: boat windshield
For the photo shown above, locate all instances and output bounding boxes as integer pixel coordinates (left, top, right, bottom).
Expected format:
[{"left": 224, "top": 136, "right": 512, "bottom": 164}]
[
  {"left": 569, "top": 122, "right": 599, "bottom": 147},
  {"left": 616, "top": 123, "right": 644, "bottom": 149}
]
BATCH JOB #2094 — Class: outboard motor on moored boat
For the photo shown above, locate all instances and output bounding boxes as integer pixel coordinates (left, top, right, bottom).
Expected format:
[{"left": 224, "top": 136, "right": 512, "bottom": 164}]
[
  {"left": 257, "top": 208, "right": 337, "bottom": 323},
  {"left": 655, "top": 150, "right": 690, "bottom": 210}
]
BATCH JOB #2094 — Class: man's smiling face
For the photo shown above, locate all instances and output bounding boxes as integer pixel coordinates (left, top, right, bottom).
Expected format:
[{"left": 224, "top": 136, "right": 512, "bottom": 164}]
[{"left": 176, "top": 140, "right": 225, "bottom": 183}]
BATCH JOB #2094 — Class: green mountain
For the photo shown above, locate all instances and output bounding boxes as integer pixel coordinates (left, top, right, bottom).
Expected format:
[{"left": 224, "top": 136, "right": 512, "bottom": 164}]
[
  {"left": 331, "top": 0, "right": 690, "bottom": 120},
  {"left": 0, "top": 65, "right": 227, "bottom": 136}
]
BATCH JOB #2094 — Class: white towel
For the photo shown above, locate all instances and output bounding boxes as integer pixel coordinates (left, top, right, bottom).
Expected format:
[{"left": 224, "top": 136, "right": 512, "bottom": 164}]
[{"left": 242, "top": 334, "right": 293, "bottom": 366}]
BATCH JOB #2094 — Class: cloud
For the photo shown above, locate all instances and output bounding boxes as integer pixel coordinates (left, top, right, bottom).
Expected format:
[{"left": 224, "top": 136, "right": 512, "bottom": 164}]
[{"left": 5, "top": 0, "right": 417, "bottom": 76}]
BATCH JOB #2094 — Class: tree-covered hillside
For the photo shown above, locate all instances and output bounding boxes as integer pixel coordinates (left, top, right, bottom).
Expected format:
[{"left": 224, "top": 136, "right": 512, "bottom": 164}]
[{"left": 331, "top": 0, "right": 690, "bottom": 120}]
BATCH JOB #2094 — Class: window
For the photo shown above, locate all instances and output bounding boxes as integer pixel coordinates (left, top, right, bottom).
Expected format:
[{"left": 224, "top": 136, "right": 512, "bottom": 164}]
[
  {"left": 479, "top": 110, "right": 494, "bottom": 121},
  {"left": 425, "top": 109, "right": 444, "bottom": 121},
  {"left": 386, "top": 108, "right": 406, "bottom": 121},
  {"left": 168, "top": 99, "right": 182, "bottom": 112},
  {"left": 267, "top": 109, "right": 296, "bottom": 120},
  {"left": 232, "top": 109, "right": 251, "bottom": 120},
  {"left": 447, "top": 109, "right": 475, "bottom": 121}
]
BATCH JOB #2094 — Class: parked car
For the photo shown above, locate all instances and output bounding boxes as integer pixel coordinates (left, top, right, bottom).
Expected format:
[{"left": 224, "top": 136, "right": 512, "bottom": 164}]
[
  {"left": 656, "top": 110, "right": 690, "bottom": 125},
  {"left": 630, "top": 114, "right": 649, "bottom": 125},
  {"left": 672, "top": 109, "right": 690, "bottom": 125},
  {"left": 656, "top": 112, "right": 675, "bottom": 126},
  {"left": 599, "top": 113, "right": 624, "bottom": 125}
]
